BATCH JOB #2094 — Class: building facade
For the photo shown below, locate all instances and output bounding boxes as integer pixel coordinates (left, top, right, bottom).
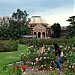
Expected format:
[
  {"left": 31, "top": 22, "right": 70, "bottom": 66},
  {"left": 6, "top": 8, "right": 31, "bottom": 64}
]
[
  {"left": 29, "top": 16, "right": 51, "bottom": 38},
  {"left": 29, "top": 16, "right": 68, "bottom": 38}
]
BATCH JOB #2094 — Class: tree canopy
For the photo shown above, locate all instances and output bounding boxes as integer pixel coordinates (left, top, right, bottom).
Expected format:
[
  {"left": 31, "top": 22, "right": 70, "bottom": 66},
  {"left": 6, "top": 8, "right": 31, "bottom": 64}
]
[
  {"left": 51, "top": 23, "right": 61, "bottom": 38},
  {"left": 67, "top": 16, "right": 75, "bottom": 37},
  {"left": 0, "top": 9, "right": 31, "bottom": 40}
]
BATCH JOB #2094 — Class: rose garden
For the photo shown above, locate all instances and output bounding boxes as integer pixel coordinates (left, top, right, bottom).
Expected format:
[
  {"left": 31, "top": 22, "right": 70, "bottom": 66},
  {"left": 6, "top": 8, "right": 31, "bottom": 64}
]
[{"left": 0, "top": 38, "right": 75, "bottom": 75}]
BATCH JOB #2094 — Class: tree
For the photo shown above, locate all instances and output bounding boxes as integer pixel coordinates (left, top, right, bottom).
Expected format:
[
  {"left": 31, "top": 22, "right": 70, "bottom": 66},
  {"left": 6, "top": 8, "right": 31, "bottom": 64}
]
[
  {"left": 0, "top": 26, "right": 10, "bottom": 39},
  {"left": 67, "top": 16, "right": 75, "bottom": 37},
  {"left": 9, "top": 9, "right": 31, "bottom": 39},
  {"left": 67, "top": 16, "right": 75, "bottom": 25},
  {"left": 51, "top": 23, "right": 61, "bottom": 38}
]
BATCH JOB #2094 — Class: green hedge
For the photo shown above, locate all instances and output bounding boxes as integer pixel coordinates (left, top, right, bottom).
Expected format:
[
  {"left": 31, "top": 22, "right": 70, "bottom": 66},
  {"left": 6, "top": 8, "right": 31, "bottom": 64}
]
[
  {"left": 19, "top": 37, "right": 75, "bottom": 47},
  {"left": 0, "top": 40, "right": 18, "bottom": 52}
]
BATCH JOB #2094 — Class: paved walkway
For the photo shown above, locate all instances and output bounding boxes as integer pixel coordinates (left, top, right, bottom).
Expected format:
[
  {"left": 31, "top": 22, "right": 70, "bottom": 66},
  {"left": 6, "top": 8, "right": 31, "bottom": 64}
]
[{"left": 22, "top": 67, "right": 64, "bottom": 75}]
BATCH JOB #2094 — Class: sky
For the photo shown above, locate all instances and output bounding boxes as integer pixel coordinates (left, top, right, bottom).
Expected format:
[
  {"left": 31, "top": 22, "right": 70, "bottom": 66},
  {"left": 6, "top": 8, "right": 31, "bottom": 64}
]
[{"left": 0, "top": 0, "right": 74, "bottom": 26}]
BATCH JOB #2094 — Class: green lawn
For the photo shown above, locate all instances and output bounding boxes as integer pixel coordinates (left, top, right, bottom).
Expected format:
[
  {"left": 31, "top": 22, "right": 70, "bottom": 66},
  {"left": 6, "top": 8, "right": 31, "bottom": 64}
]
[{"left": 0, "top": 44, "right": 28, "bottom": 75}]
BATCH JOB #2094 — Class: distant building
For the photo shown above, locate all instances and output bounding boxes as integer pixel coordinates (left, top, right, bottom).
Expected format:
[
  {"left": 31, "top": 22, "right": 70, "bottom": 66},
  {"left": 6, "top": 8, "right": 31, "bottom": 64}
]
[
  {"left": 61, "top": 26, "right": 68, "bottom": 36},
  {"left": 29, "top": 16, "right": 51, "bottom": 38},
  {"left": 29, "top": 16, "right": 67, "bottom": 38}
]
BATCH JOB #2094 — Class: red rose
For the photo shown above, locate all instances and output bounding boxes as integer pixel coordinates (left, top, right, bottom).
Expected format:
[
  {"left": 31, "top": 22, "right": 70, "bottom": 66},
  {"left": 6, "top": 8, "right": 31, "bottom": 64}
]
[{"left": 21, "top": 65, "right": 26, "bottom": 71}]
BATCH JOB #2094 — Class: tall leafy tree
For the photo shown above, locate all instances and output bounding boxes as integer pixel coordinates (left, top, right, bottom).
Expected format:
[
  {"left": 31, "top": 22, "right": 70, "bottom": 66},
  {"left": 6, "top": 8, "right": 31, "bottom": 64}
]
[
  {"left": 9, "top": 9, "right": 31, "bottom": 39},
  {"left": 67, "top": 16, "right": 75, "bottom": 37},
  {"left": 51, "top": 23, "right": 61, "bottom": 38}
]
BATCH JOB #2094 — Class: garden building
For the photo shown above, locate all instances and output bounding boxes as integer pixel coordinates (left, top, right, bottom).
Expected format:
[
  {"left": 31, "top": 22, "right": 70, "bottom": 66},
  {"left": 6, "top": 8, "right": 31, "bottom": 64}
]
[
  {"left": 29, "top": 16, "right": 51, "bottom": 38},
  {"left": 29, "top": 16, "right": 67, "bottom": 38}
]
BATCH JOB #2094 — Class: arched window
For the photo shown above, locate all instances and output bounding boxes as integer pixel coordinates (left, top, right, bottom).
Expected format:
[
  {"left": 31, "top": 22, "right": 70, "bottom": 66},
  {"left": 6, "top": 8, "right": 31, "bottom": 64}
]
[{"left": 38, "top": 32, "right": 41, "bottom": 38}]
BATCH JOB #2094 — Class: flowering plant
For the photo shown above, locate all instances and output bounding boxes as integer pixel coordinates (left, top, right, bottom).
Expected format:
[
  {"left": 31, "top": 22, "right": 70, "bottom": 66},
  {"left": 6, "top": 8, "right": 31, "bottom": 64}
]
[
  {"left": 21, "top": 65, "right": 26, "bottom": 72},
  {"left": 13, "top": 65, "right": 22, "bottom": 75}
]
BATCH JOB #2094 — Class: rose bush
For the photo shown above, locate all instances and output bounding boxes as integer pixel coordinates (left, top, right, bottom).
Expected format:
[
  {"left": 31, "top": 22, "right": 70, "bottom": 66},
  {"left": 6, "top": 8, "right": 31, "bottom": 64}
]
[
  {"left": 0, "top": 40, "right": 18, "bottom": 52},
  {"left": 19, "top": 37, "right": 75, "bottom": 47},
  {"left": 21, "top": 42, "right": 75, "bottom": 74}
]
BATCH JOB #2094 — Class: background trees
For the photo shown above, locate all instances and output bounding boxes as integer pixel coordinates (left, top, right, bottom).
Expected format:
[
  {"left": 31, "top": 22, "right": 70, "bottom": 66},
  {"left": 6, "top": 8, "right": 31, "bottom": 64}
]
[
  {"left": 51, "top": 23, "right": 61, "bottom": 38},
  {"left": 67, "top": 16, "right": 75, "bottom": 38},
  {"left": 9, "top": 9, "right": 31, "bottom": 39},
  {"left": 0, "top": 9, "right": 31, "bottom": 40}
]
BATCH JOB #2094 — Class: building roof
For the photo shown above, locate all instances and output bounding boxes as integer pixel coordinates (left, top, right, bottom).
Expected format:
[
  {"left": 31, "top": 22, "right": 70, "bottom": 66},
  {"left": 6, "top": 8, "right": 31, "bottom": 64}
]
[
  {"left": 29, "top": 16, "right": 48, "bottom": 25},
  {"left": 47, "top": 24, "right": 52, "bottom": 28}
]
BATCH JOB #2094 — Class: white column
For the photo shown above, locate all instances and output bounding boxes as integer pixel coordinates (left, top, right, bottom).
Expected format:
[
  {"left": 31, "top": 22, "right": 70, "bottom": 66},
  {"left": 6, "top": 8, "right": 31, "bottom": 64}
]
[
  {"left": 36, "top": 32, "right": 38, "bottom": 38},
  {"left": 41, "top": 32, "right": 42, "bottom": 38}
]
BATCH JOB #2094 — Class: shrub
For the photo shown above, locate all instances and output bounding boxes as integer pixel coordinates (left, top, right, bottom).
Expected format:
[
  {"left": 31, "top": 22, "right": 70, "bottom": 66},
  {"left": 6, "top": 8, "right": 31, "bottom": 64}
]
[
  {"left": 0, "top": 40, "right": 18, "bottom": 52},
  {"left": 4, "top": 65, "right": 22, "bottom": 75},
  {"left": 20, "top": 45, "right": 56, "bottom": 70},
  {"left": 19, "top": 37, "right": 75, "bottom": 47},
  {"left": 20, "top": 37, "right": 75, "bottom": 71}
]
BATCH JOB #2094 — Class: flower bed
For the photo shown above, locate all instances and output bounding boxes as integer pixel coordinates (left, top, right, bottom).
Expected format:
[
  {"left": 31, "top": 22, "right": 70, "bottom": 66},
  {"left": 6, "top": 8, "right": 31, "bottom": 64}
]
[
  {"left": 20, "top": 44, "right": 75, "bottom": 74},
  {"left": 3, "top": 44, "right": 75, "bottom": 75}
]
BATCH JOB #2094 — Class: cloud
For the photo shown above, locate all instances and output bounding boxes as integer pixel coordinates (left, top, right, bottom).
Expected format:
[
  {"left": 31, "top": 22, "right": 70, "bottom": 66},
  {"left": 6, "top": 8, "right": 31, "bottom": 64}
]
[
  {"left": 0, "top": 0, "right": 74, "bottom": 11},
  {"left": 29, "top": 5, "right": 74, "bottom": 26},
  {"left": 0, "top": 0, "right": 74, "bottom": 26}
]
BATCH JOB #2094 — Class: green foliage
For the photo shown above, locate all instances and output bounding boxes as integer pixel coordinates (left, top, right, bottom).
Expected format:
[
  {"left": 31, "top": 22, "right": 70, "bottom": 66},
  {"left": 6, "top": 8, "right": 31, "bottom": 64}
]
[
  {"left": 19, "top": 38, "right": 30, "bottom": 45},
  {"left": 0, "top": 40, "right": 18, "bottom": 52},
  {"left": 67, "top": 16, "right": 75, "bottom": 26},
  {"left": 0, "top": 44, "right": 28, "bottom": 75},
  {"left": 9, "top": 9, "right": 31, "bottom": 40},
  {"left": 67, "top": 52, "right": 75, "bottom": 73},
  {"left": 21, "top": 45, "right": 56, "bottom": 70},
  {"left": 67, "top": 16, "right": 75, "bottom": 37},
  {"left": 0, "top": 9, "right": 31, "bottom": 40},
  {"left": 0, "top": 26, "right": 10, "bottom": 39},
  {"left": 20, "top": 37, "right": 75, "bottom": 73},
  {"left": 19, "top": 37, "right": 75, "bottom": 47},
  {"left": 51, "top": 23, "right": 61, "bottom": 38},
  {"left": 1, "top": 38, "right": 75, "bottom": 74},
  {"left": 3, "top": 65, "right": 22, "bottom": 75},
  {"left": 15, "top": 66, "right": 22, "bottom": 75}
]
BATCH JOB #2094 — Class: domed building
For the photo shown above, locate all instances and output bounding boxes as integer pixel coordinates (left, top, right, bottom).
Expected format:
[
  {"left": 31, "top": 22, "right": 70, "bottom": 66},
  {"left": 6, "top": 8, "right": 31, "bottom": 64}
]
[{"left": 29, "top": 16, "right": 51, "bottom": 38}]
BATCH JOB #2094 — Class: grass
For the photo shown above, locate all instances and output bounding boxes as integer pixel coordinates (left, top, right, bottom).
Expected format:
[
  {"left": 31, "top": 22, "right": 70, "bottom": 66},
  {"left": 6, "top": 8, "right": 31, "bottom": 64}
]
[{"left": 0, "top": 44, "right": 28, "bottom": 75}]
